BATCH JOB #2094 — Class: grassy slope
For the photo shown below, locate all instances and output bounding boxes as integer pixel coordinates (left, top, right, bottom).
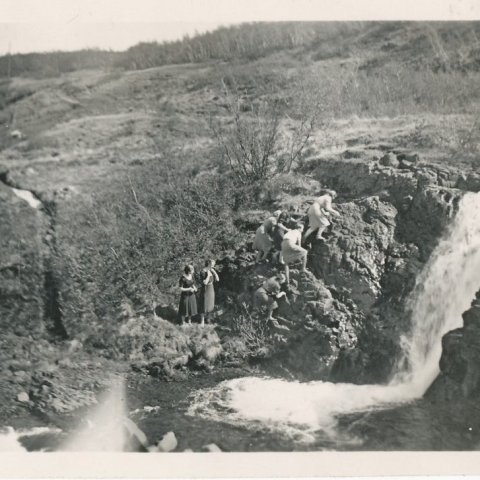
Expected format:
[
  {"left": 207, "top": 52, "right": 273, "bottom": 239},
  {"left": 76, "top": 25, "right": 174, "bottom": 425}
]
[{"left": 0, "top": 21, "right": 479, "bottom": 329}]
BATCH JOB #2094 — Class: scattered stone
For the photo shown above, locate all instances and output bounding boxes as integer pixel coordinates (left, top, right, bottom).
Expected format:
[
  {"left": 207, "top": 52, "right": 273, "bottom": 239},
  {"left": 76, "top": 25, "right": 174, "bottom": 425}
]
[
  {"left": 157, "top": 431, "right": 178, "bottom": 452},
  {"left": 397, "top": 152, "right": 419, "bottom": 163},
  {"left": 379, "top": 152, "right": 400, "bottom": 168},
  {"left": 123, "top": 418, "right": 149, "bottom": 452},
  {"left": 202, "top": 443, "right": 222, "bottom": 452},
  {"left": 10, "top": 130, "right": 23, "bottom": 139},
  {"left": 17, "top": 392, "right": 29, "bottom": 403},
  {"left": 68, "top": 339, "right": 82, "bottom": 353}
]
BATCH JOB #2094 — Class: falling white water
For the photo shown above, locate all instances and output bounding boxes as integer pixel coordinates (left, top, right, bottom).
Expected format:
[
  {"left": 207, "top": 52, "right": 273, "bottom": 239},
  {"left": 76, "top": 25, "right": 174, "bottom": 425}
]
[
  {"left": 188, "top": 192, "right": 480, "bottom": 441},
  {"left": 391, "top": 191, "right": 480, "bottom": 394},
  {"left": 61, "top": 379, "right": 127, "bottom": 451}
]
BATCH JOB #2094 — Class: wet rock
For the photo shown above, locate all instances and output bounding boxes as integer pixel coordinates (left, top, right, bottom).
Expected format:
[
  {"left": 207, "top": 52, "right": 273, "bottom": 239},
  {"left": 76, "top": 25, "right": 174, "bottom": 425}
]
[
  {"left": 427, "top": 290, "right": 480, "bottom": 402},
  {"left": 157, "top": 431, "right": 178, "bottom": 452},
  {"left": 17, "top": 391, "right": 29, "bottom": 403}
]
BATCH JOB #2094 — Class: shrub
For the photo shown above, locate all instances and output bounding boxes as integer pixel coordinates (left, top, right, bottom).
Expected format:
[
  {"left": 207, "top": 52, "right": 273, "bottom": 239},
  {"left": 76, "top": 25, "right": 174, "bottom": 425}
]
[{"left": 210, "top": 78, "right": 318, "bottom": 185}]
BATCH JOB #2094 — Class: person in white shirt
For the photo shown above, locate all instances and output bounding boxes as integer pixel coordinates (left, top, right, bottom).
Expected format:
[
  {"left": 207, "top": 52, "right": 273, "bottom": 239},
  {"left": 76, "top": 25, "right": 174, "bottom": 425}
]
[{"left": 303, "top": 190, "right": 340, "bottom": 244}]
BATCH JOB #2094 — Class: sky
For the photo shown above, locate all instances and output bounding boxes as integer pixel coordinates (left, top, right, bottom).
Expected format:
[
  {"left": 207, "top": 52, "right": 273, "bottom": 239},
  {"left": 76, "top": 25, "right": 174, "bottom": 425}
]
[{"left": 0, "top": 0, "right": 479, "bottom": 55}]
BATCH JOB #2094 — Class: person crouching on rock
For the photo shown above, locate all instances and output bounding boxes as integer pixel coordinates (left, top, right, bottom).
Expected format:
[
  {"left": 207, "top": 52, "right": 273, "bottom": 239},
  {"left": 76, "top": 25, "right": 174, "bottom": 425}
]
[
  {"left": 281, "top": 222, "right": 308, "bottom": 284},
  {"left": 303, "top": 190, "right": 340, "bottom": 246},
  {"left": 199, "top": 259, "right": 219, "bottom": 327},
  {"left": 254, "top": 273, "right": 288, "bottom": 323},
  {"left": 178, "top": 264, "right": 197, "bottom": 325},
  {"left": 253, "top": 210, "right": 281, "bottom": 263}
]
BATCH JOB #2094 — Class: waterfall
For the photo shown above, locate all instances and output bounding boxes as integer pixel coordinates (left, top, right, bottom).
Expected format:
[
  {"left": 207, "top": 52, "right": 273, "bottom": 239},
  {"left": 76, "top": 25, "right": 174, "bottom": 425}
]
[
  {"left": 391, "top": 191, "right": 480, "bottom": 395},
  {"left": 187, "top": 192, "right": 480, "bottom": 441}
]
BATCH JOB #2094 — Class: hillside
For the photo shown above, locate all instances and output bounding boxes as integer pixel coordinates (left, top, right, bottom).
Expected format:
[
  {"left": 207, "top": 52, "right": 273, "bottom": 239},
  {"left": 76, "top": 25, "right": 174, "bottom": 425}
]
[{"left": 0, "top": 21, "right": 480, "bottom": 451}]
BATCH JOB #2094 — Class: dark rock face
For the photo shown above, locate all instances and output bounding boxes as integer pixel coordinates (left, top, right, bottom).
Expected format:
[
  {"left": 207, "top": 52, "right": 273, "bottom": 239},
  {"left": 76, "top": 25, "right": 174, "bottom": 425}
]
[
  {"left": 0, "top": 182, "right": 47, "bottom": 337},
  {"left": 310, "top": 197, "right": 397, "bottom": 310},
  {"left": 427, "top": 291, "right": 480, "bottom": 401}
]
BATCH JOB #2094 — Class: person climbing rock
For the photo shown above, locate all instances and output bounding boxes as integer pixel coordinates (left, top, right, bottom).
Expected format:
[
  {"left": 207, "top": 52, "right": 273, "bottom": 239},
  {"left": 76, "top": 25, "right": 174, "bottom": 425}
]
[
  {"left": 303, "top": 190, "right": 340, "bottom": 245},
  {"left": 253, "top": 273, "right": 288, "bottom": 322},
  {"left": 253, "top": 210, "right": 282, "bottom": 263},
  {"left": 281, "top": 222, "right": 308, "bottom": 284},
  {"left": 199, "top": 259, "right": 219, "bottom": 327},
  {"left": 272, "top": 210, "right": 290, "bottom": 265},
  {"left": 178, "top": 264, "right": 198, "bottom": 325}
]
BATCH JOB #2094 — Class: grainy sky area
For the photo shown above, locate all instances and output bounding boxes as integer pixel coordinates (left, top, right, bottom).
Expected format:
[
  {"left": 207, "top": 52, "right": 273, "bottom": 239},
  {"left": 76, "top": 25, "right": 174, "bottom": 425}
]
[{"left": 0, "top": 0, "right": 478, "bottom": 55}]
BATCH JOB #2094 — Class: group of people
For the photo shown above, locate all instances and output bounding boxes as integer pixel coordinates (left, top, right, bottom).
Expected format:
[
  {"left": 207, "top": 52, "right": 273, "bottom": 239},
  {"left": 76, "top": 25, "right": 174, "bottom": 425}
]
[
  {"left": 177, "top": 190, "right": 340, "bottom": 326},
  {"left": 178, "top": 259, "right": 219, "bottom": 326},
  {"left": 252, "top": 190, "right": 340, "bottom": 321}
]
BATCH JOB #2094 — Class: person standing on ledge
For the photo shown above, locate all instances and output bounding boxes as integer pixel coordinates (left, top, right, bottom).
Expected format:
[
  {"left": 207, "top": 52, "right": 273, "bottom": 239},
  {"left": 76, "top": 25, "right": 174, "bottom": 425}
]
[
  {"left": 199, "top": 259, "right": 219, "bottom": 327},
  {"left": 303, "top": 190, "right": 340, "bottom": 245},
  {"left": 178, "top": 264, "right": 197, "bottom": 325}
]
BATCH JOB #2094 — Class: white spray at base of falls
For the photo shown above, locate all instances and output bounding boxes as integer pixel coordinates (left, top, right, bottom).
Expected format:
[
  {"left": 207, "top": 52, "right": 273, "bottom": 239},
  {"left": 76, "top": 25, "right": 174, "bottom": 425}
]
[
  {"left": 61, "top": 379, "right": 127, "bottom": 451},
  {"left": 187, "top": 192, "right": 480, "bottom": 441}
]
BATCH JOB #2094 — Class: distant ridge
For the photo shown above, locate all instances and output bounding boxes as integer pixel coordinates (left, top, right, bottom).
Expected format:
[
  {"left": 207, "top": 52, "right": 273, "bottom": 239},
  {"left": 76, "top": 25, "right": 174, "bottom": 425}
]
[{"left": 1, "top": 21, "right": 480, "bottom": 78}]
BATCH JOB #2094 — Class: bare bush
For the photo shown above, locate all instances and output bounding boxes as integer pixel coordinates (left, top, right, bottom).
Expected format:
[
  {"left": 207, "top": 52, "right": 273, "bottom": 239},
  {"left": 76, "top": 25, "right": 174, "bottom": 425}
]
[{"left": 210, "top": 78, "right": 318, "bottom": 185}]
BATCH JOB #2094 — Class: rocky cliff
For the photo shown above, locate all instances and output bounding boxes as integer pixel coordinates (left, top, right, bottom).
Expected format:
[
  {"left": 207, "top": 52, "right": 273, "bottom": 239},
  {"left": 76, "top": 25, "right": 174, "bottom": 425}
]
[{"left": 427, "top": 290, "right": 480, "bottom": 401}]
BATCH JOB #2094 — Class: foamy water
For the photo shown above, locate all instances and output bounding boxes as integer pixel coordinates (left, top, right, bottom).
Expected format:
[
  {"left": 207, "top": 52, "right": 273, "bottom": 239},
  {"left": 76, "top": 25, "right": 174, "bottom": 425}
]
[
  {"left": 188, "top": 192, "right": 480, "bottom": 442},
  {"left": 0, "top": 427, "right": 62, "bottom": 452}
]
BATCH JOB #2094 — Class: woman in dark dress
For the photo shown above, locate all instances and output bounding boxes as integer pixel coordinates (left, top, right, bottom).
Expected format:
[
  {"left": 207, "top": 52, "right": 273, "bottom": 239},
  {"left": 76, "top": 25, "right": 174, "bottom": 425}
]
[
  {"left": 199, "top": 259, "right": 219, "bottom": 326},
  {"left": 178, "top": 264, "right": 198, "bottom": 325}
]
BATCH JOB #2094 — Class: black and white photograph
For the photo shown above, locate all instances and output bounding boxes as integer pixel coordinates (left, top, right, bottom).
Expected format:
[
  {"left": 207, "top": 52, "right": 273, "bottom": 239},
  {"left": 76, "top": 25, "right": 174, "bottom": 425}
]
[{"left": 0, "top": 0, "right": 480, "bottom": 476}]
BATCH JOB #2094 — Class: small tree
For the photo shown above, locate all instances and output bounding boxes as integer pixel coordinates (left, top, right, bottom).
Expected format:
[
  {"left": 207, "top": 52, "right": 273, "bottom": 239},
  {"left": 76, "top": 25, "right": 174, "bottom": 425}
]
[{"left": 210, "top": 77, "right": 317, "bottom": 185}]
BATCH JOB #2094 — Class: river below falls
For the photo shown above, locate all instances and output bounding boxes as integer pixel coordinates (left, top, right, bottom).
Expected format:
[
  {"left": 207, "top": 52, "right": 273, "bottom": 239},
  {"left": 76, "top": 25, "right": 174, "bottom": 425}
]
[{"left": 5, "top": 369, "right": 480, "bottom": 452}]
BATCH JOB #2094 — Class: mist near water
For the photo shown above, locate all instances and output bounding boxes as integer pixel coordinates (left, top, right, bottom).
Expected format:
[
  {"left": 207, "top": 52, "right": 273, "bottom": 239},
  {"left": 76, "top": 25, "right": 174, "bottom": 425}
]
[
  {"left": 61, "top": 379, "right": 127, "bottom": 451},
  {"left": 188, "top": 192, "right": 480, "bottom": 441}
]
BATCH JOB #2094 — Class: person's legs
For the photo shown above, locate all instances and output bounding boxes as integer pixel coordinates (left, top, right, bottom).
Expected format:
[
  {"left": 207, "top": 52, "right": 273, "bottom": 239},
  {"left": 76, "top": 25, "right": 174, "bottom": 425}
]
[
  {"left": 267, "top": 298, "right": 278, "bottom": 320},
  {"left": 284, "top": 264, "right": 290, "bottom": 285},
  {"left": 315, "top": 225, "right": 327, "bottom": 240},
  {"left": 200, "top": 313, "right": 205, "bottom": 327},
  {"left": 300, "top": 251, "right": 308, "bottom": 272}
]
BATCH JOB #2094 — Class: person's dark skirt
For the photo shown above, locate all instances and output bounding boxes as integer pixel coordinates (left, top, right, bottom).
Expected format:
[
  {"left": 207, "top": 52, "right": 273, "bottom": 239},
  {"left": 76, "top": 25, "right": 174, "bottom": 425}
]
[{"left": 178, "top": 275, "right": 197, "bottom": 316}]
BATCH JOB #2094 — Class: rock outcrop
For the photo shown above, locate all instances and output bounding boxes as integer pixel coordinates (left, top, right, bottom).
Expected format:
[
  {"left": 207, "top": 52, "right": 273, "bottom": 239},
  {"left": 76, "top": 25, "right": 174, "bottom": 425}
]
[
  {"left": 426, "top": 291, "right": 480, "bottom": 401},
  {"left": 0, "top": 179, "right": 47, "bottom": 337}
]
